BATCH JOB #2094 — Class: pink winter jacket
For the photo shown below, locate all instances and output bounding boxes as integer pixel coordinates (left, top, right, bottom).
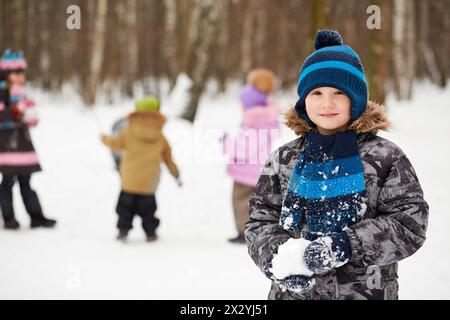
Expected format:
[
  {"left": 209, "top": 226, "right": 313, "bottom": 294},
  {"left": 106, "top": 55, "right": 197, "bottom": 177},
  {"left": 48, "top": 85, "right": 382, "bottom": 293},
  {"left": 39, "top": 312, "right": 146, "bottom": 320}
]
[{"left": 221, "top": 102, "right": 280, "bottom": 187}]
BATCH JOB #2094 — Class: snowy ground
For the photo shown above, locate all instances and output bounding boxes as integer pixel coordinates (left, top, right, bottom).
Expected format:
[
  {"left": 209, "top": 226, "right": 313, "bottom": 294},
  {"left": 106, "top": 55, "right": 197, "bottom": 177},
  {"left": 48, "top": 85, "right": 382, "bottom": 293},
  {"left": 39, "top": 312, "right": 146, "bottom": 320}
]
[{"left": 0, "top": 82, "right": 449, "bottom": 299}]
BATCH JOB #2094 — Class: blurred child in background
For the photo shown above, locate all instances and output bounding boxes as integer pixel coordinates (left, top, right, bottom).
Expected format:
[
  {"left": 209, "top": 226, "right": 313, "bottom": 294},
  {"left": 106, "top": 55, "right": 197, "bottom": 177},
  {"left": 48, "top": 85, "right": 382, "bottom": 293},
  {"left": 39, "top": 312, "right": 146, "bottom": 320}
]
[
  {"left": 0, "top": 49, "right": 56, "bottom": 230},
  {"left": 221, "top": 69, "right": 280, "bottom": 244},
  {"left": 101, "top": 96, "right": 181, "bottom": 242}
]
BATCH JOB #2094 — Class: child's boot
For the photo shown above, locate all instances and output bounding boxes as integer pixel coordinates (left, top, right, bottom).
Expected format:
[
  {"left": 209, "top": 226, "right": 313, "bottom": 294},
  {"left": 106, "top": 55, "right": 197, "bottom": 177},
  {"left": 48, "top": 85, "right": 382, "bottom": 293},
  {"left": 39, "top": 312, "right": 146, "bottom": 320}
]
[
  {"left": 228, "top": 234, "right": 246, "bottom": 244},
  {"left": 117, "top": 229, "right": 129, "bottom": 241},
  {"left": 30, "top": 216, "right": 57, "bottom": 228},
  {"left": 4, "top": 218, "right": 20, "bottom": 230},
  {"left": 146, "top": 233, "right": 158, "bottom": 242}
]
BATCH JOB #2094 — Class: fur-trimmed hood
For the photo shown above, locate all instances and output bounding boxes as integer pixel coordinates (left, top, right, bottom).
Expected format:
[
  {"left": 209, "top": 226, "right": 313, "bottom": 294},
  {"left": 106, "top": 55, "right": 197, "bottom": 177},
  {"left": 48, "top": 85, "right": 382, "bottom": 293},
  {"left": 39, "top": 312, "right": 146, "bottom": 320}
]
[{"left": 284, "top": 101, "right": 391, "bottom": 136}]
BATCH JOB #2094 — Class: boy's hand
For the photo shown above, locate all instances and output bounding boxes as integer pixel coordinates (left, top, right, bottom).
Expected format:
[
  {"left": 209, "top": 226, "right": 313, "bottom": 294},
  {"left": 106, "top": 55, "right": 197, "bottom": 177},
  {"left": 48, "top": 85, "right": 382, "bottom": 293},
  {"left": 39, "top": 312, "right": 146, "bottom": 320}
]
[{"left": 100, "top": 134, "right": 108, "bottom": 143}]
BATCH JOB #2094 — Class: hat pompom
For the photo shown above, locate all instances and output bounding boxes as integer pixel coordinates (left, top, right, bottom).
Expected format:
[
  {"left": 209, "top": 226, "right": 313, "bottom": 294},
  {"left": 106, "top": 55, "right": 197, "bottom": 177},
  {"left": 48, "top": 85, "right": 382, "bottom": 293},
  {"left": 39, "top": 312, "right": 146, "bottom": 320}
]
[
  {"left": 246, "top": 68, "right": 276, "bottom": 94},
  {"left": 314, "top": 30, "right": 343, "bottom": 50}
]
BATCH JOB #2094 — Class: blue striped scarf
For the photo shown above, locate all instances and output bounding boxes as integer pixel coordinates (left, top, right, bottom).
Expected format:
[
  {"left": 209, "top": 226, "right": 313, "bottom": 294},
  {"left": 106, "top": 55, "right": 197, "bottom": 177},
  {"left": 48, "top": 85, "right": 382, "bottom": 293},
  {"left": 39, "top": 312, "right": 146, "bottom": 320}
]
[{"left": 280, "top": 130, "right": 367, "bottom": 237}]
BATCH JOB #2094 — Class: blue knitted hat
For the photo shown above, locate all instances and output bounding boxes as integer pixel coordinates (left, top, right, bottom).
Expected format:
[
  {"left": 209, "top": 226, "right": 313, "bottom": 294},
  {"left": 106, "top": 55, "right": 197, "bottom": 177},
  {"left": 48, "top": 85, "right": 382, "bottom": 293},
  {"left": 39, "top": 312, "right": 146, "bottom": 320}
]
[
  {"left": 0, "top": 49, "right": 27, "bottom": 74},
  {"left": 294, "top": 30, "right": 368, "bottom": 123}
]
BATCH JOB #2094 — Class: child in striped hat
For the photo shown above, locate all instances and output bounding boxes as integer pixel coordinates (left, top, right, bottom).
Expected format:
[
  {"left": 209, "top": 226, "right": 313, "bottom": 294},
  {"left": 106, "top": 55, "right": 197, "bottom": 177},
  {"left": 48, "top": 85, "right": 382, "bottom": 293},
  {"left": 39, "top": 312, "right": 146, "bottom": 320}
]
[
  {"left": 245, "top": 30, "right": 429, "bottom": 300},
  {"left": 0, "top": 49, "right": 56, "bottom": 229}
]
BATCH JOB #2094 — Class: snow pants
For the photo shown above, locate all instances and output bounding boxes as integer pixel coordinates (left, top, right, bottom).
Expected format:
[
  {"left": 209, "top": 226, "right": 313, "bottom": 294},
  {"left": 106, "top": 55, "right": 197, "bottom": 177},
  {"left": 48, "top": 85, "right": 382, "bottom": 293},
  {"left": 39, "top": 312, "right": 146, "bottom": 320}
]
[
  {"left": 0, "top": 174, "right": 44, "bottom": 222},
  {"left": 232, "top": 181, "right": 254, "bottom": 236},
  {"left": 116, "top": 191, "right": 159, "bottom": 236}
]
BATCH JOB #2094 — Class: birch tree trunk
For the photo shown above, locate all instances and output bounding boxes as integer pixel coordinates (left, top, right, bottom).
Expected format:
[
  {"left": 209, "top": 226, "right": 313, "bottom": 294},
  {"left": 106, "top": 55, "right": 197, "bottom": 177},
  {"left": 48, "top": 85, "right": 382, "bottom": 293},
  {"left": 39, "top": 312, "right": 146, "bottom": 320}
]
[
  {"left": 164, "top": 0, "right": 179, "bottom": 89},
  {"left": 10, "top": 0, "right": 24, "bottom": 50},
  {"left": 367, "top": 0, "right": 389, "bottom": 103},
  {"left": 418, "top": 1, "right": 441, "bottom": 84},
  {"left": 435, "top": 0, "right": 449, "bottom": 87},
  {"left": 309, "top": 0, "right": 326, "bottom": 50},
  {"left": 240, "top": 0, "right": 255, "bottom": 77},
  {"left": 24, "top": 0, "right": 38, "bottom": 80},
  {"left": 393, "top": 0, "right": 416, "bottom": 100},
  {"left": 181, "top": 0, "right": 224, "bottom": 122},
  {"left": 216, "top": 0, "right": 230, "bottom": 92},
  {"left": 38, "top": 0, "right": 51, "bottom": 89},
  {"left": 254, "top": 0, "right": 267, "bottom": 67},
  {"left": 84, "top": 0, "right": 108, "bottom": 106},
  {"left": 405, "top": 0, "right": 416, "bottom": 99},
  {"left": 119, "top": 0, "right": 138, "bottom": 97},
  {"left": 277, "top": 1, "right": 289, "bottom": 88}
]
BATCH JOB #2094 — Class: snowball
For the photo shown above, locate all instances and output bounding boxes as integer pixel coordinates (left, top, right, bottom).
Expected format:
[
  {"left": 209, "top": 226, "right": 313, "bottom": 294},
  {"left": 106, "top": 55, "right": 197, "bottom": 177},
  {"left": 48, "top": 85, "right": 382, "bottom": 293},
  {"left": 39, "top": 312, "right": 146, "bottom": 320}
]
[{"left": 271, "top": 238, "right": 314, "bottom": 279}]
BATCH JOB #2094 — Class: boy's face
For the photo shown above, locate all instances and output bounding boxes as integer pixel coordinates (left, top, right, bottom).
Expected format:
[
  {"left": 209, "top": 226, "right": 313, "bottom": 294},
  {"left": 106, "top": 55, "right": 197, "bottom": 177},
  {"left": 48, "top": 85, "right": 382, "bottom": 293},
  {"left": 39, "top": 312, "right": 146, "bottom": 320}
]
[
  {"left": 305, "top": 87, "right": 351, "bottom": 135},
  {"left": 7, "top": 71, "right": 26, "bottom": 86}
]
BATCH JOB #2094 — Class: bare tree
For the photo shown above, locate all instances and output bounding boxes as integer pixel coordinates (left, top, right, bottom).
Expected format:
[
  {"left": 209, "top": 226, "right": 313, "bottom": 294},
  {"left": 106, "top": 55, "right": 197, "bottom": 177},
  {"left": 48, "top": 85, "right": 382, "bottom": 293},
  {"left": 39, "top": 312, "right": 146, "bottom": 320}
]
[
  {"left": 435, "top": 0, "right": 449, "bottom": 87},
  {"left": 366, "top": 0, "right": 390, "bottom": 103},
  {"left": 163, "top": 0, "right": 179, "bottom": 89},
  {"left": 84, "top": 0, "right": 108, "bottom": 105},
  {"left": 418, "top": 1, "right": 441, "bottom": 84},
  {"left": 309, "top": 0, "right": 327, "bottom": 50},
  {"left": 118, "top": 0, "right": 138, "bottom": 97},
  {"left": 392, "top": 0, "right": 415, "bottom": 100},
  {"left": 215, "top": 0, "right": 231, "bottom": 92},
  {"left": 180, "top": 0, "right": 225, "bottom": 122},
  {"left": 1, "top": 0, "right": 448, "bottom": 106},
  {"left": 38, "top": 0, "right": 51, "bottom": 89},
  {"left": 9, "top": 0, "right": 24, "bottom": 49},
  {"left": 240, "top": 0, "right": 255, "bottom": 77},
  {"left": 253, "top": 0, "right": 267, "bottom": 67}
]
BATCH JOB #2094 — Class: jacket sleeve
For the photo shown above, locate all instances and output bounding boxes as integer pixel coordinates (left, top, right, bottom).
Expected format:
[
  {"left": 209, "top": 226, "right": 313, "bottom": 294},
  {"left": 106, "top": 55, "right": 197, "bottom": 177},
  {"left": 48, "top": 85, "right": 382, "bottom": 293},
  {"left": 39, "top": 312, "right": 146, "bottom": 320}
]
[
  {"left": 245, "top": 150, "right": 291, "bottom": 278},
  {"left": 162, "top": 136, "right": 180, "bottom": 179},
  {"left": 102, "top": 131, "right": 126, "bottom": 150},
  {"left": 347, "top": 154, "right": 429, "bottom": 267}
]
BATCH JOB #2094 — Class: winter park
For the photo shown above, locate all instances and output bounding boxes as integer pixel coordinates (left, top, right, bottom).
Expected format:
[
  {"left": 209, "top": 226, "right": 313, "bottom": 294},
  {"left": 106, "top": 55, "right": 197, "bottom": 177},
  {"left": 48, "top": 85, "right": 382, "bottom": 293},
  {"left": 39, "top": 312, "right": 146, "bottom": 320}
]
[{"left": 0, "top": 1, "right": 450, "bottom": 301}]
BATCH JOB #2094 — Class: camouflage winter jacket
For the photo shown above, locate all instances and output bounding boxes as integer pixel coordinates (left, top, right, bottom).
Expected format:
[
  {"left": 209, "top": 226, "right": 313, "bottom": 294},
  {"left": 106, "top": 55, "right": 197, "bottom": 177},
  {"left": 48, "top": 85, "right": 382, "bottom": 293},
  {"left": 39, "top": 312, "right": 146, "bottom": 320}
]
[{"left": 245, "top": 101, "right": 429, "bottom": 300}]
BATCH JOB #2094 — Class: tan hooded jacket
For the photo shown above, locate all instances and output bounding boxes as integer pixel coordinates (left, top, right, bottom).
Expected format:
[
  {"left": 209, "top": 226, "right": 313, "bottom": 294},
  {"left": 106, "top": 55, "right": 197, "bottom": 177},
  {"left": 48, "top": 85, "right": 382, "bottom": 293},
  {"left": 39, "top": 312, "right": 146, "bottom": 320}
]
[{"left": 102, "top": 110, "right": 179, "bottom": 195}]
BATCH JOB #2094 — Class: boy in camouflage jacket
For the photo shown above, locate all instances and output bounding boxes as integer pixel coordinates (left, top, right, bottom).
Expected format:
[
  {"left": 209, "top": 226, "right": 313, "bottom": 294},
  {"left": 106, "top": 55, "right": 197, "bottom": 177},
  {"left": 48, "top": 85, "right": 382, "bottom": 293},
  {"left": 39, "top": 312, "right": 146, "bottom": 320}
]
[{"left": 245, "top": 30, "right": 429, "bottom": 300}]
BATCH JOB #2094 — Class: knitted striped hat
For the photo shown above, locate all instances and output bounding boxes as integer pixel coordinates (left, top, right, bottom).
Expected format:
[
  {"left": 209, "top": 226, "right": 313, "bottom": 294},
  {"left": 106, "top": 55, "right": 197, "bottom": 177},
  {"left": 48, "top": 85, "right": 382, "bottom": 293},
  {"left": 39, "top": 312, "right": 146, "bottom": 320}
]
[
  {"left": 294, "top": 30, "right": 368, "bottom": 123},
  {"left": 0, "top": 49, "right": 27, "bottom": 74}
]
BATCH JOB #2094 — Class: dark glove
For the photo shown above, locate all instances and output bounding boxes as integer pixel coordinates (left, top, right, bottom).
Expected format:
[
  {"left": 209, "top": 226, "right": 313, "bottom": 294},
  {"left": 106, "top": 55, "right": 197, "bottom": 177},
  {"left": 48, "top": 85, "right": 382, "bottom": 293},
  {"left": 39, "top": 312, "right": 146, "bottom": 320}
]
[
  {"left": 263, "top": 262, "right": 314, "bottom": 294},
  {"left": 303, "top": 232, "right": 352, "bottom": 275},
  {"left": 275, "top": 275, "right": 315, "bottom": 294}
]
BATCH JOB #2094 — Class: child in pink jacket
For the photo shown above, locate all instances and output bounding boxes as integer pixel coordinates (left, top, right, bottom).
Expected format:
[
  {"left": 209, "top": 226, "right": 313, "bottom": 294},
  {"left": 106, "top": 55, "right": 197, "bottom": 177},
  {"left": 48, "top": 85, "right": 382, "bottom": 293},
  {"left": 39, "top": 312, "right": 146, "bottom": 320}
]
[{"left": 222, "top": 69, "right": 280, "bottom": 243}]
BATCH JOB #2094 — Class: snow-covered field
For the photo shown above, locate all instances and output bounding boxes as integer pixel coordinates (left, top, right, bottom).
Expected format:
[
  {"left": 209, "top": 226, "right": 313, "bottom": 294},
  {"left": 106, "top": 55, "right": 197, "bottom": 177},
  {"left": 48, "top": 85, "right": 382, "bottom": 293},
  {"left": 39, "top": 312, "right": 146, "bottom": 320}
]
[{"left": 0, "top": 82, "right": 449, "bottom": 299}]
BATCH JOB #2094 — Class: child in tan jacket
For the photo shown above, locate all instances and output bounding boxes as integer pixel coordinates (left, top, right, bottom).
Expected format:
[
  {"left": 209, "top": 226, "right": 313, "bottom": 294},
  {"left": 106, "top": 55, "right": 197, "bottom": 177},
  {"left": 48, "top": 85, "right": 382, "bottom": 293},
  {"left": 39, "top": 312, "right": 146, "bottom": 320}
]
[{"left": 101, "top": 96, "right": 180, "bottom": 242}]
